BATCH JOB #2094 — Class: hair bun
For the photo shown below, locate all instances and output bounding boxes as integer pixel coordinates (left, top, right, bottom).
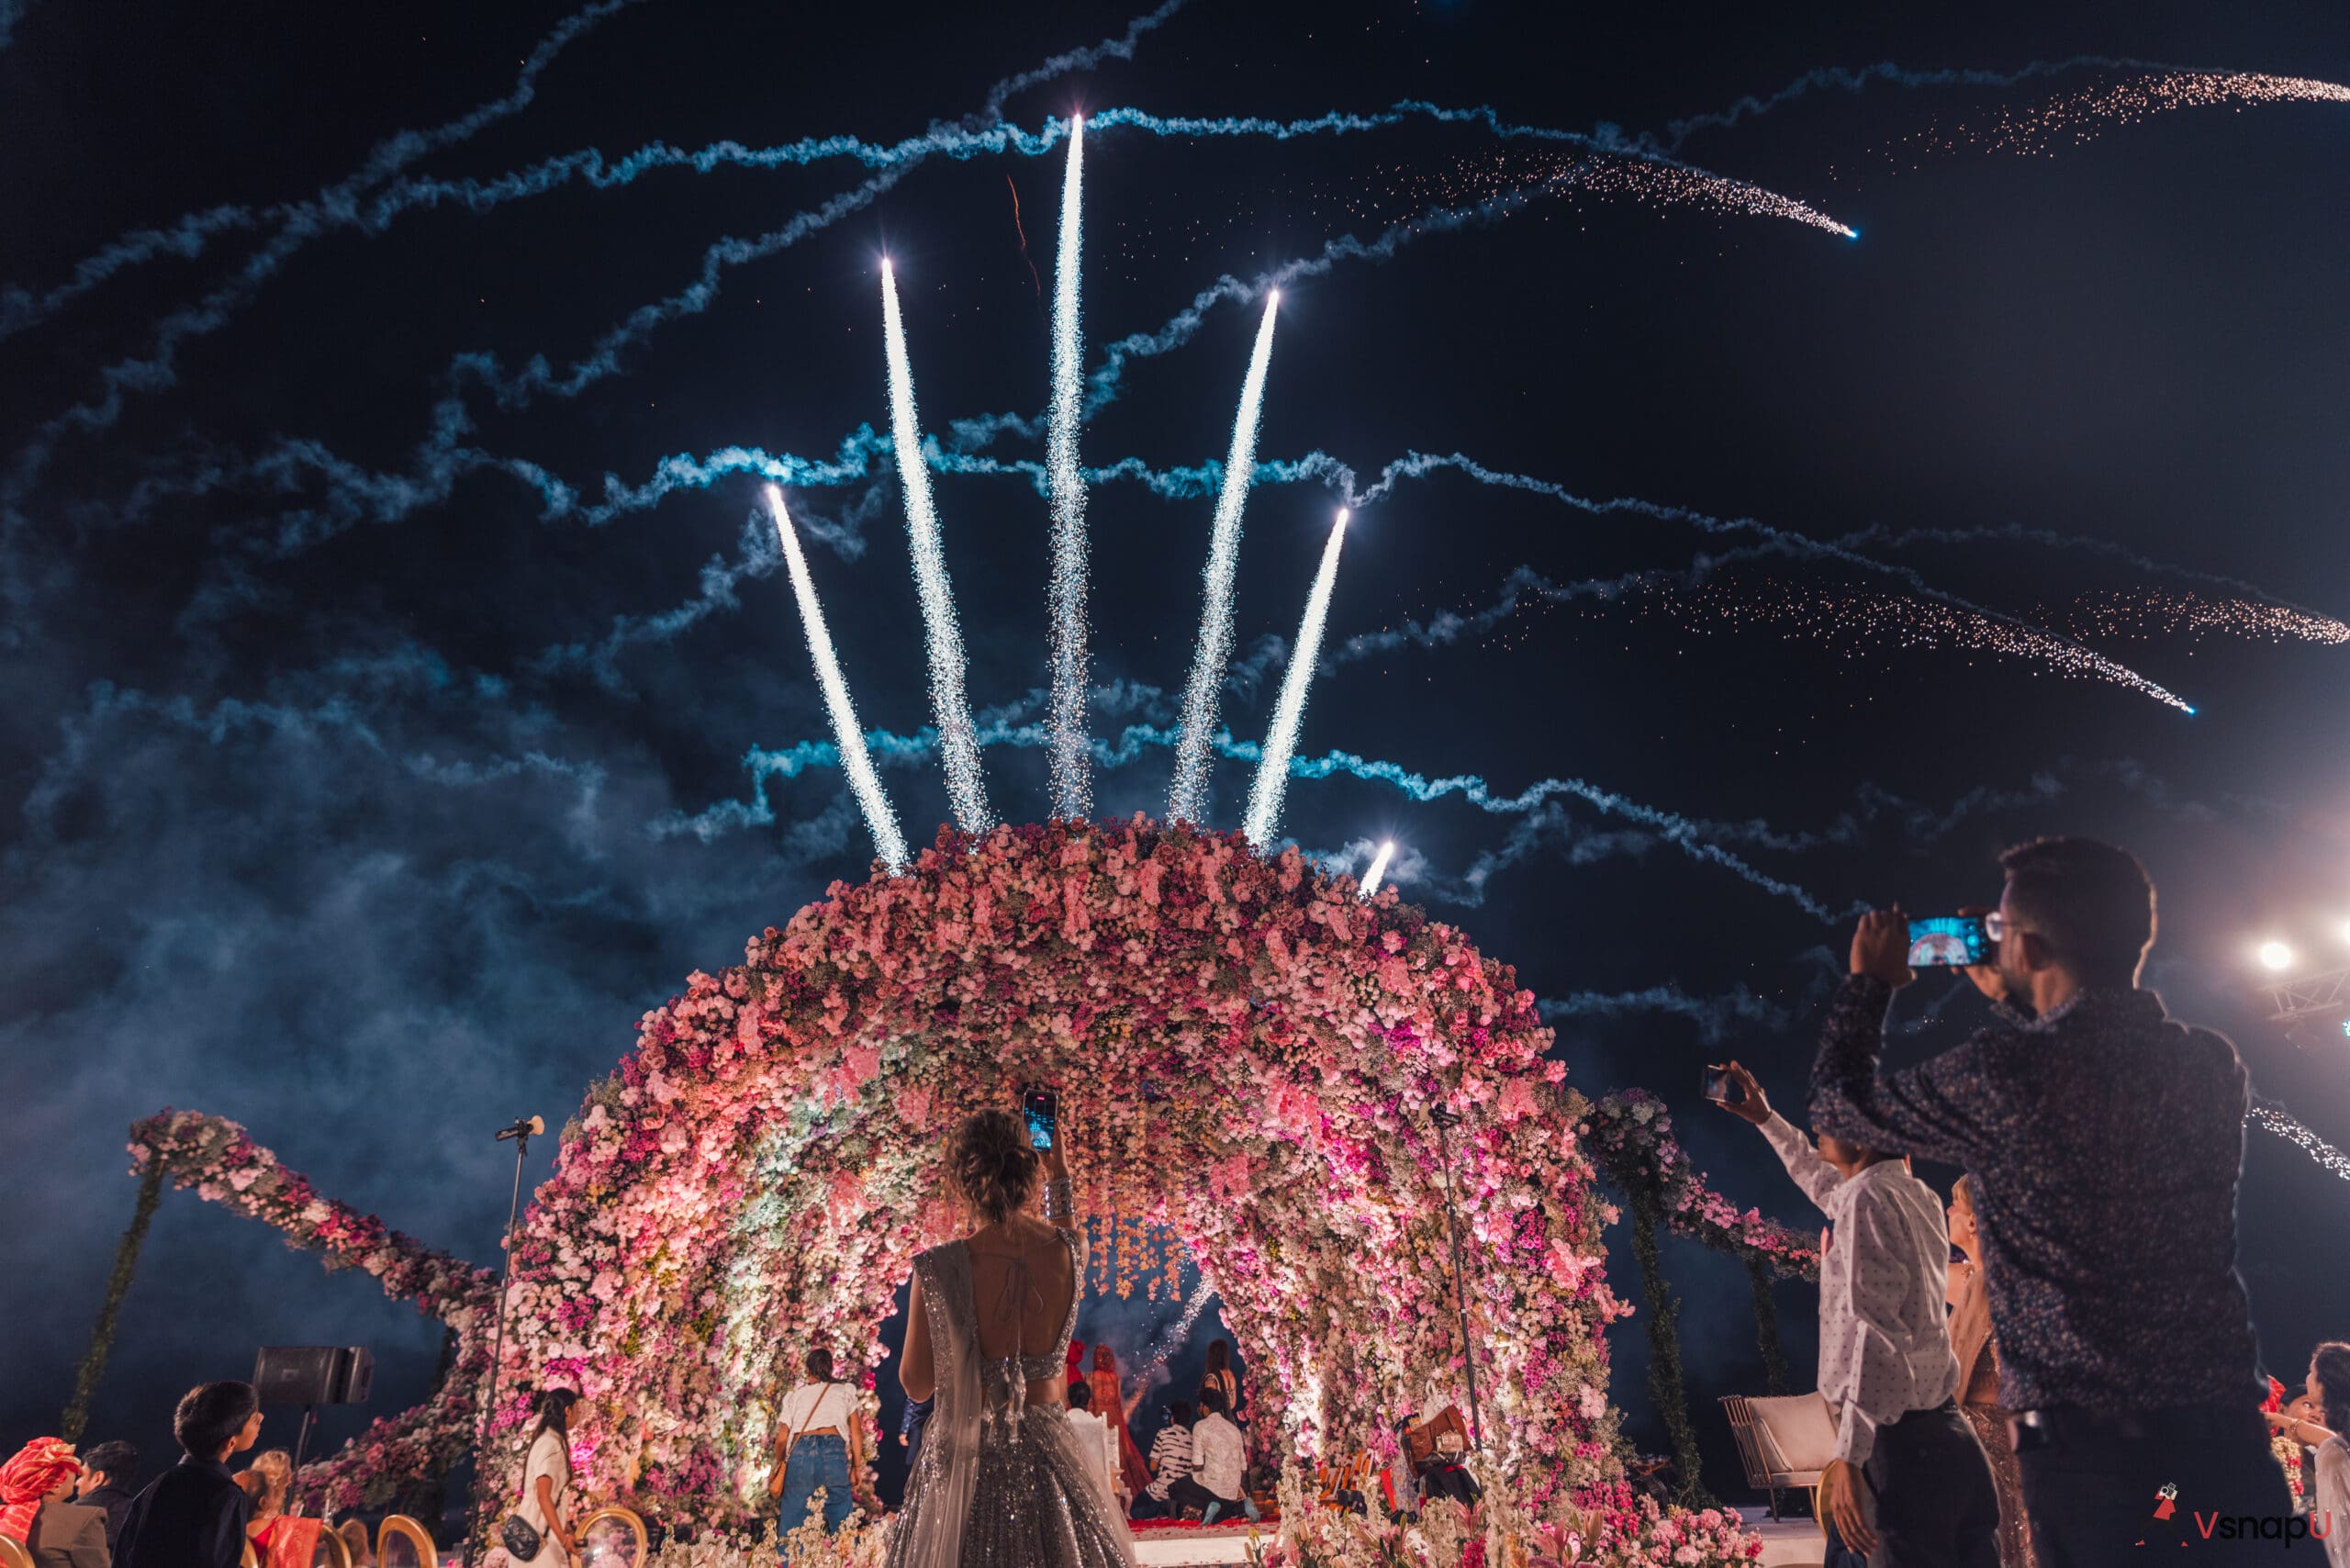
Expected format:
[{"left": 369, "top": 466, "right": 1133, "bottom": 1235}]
[{"left": 950, "top": 1109, "right": 1041, "bottom": 1224}]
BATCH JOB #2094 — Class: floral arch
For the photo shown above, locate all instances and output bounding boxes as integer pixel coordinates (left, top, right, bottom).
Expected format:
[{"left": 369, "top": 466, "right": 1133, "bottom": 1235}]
[{"left": 488, "top": 816, "right": 1628, "bottom": 1518}]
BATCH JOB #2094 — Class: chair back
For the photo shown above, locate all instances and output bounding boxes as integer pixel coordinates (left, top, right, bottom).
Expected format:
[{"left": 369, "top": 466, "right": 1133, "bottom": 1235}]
[
  {"left": 1719, "top": 1392, "right": 1834, "bottom": 1486},
  {"left": 0, "top": 1532, "right": 34, "bottom": 1568}
]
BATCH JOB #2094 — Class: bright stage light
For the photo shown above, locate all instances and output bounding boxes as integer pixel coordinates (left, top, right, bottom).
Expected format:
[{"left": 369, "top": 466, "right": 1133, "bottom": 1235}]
[
  {"left": 1044, "top": 112, "right": 1091, "bottom": 819},
  {"left": 1245, "top": 509, "right": 1349, "bottom": 848},
  {"left": 764, "top": 485, "right": 908, "bottom": 874},
  {"left": 2258, "top": 941, "right": 2295, "bottom": 972},
  {"left": 880, "top": 257, "right": 992, "bottom": 834},
  {"left": 2339, "top": 920, "right": 2350, "bottom": 946},
  {"left": 1360, "top": 840, "right": 1395, "bottom": 899},
  {"left": 1168, "top": 290, "right": 1281, "bottom": 824}
]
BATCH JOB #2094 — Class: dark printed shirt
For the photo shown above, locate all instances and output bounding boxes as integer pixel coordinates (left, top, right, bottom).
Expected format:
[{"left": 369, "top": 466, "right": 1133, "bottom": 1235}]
[
  {"left": 116, "top": 1457, "right": 251, "bottom": 1568},
  {"left": 1808, "top": 975, "right": 2262, "bottom": 1416}
]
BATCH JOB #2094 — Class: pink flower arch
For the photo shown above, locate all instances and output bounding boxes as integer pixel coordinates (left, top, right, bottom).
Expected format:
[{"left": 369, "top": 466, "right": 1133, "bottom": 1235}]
[{"left": 487, "top": 816, "right": 1630, "bottom": 1518}]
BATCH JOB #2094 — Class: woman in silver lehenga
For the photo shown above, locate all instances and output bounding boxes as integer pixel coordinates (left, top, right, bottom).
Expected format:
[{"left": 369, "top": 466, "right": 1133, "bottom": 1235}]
[{"left": 887, "top": 1109, "right": 1136, "bottom": 1568}]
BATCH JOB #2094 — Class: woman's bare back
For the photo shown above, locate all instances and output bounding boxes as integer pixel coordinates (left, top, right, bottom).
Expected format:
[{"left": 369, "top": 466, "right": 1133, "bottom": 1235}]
[{"left": 965, "top": 1215, "right": 1078, "bottom": 1406}]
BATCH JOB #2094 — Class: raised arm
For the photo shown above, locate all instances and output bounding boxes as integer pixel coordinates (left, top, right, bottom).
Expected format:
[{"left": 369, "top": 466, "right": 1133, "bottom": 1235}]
[
  {"left": 1807, "top": 975, "right": 1993, "bottom": 1166},
  {"left": 1713, "top": 1060, "right": 1841, "bottom": 1214},
  {"left": 900, "top": 1271, "right": 936, "bottom": 1405}
]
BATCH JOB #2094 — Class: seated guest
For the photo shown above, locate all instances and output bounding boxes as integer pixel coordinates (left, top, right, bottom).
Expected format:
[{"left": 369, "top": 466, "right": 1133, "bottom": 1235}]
[
  {"left": 73, "top": 1446, "right": 140, "bottom": 1556},
  {"left": 1165, "top": 1389, "right": 1257, "bottom": 1525},
  {"left": 236, "top": 1454, "right": 290, "bottom": 1550},
  {"left": 1133, "top": 1402, "right": 1192, "bottom": 1519},
  {"left": 1809, "top": 841, "right": 2287, "bottom": 1552},
  {"left": 118, "top": 1382, "right": 263, "bottom": 1568},
  {"left": 1400, "top": 1404, "right": 1479, "bottom": 1507},
  {"left": 1060, "top": 1382, "right": 1123, "bottom": 1514},
  {"left": 2, "top": 1440, "right": 84, "bottom": 1544}
]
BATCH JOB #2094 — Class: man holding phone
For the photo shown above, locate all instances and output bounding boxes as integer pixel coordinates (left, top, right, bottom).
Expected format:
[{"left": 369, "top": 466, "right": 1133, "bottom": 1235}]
[
  {"left": 1710, "top": 1063, "right": 1998, "bottom": 1564},
  {"left": 1807, "top": 837, "right": 2282, "bottom": 1560}
]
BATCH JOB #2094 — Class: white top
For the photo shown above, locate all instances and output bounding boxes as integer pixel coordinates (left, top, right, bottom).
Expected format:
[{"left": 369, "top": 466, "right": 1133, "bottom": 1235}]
[
  {"left": 1189, "top": 1413, "right": 1246, "bottom": 1500},
  {"left": 778, "top": 1380, "right": 856, "bottom": 1439},
  {"left": 2317, "top": 1438, "right": 2350, "bottom": 1567},
  {"left": 1760, "top": 1112, "right": 1961, "bottom": 1467},
  {"left": 515, "top": 1427, "right": 569, "bottom": 1565},
  {"left": 1063, "top": 1409, "right": 1119, "bottom": 1501}
]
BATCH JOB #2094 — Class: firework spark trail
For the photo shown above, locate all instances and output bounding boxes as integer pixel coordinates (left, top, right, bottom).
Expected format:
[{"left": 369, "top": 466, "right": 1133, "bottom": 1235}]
[
  {"left": 879, "top": 260, "right": 992, "bottom": 834},
  {"left": 1359, "top": 840, "right": 1395, "bottom": 899},
  {"left": 2052, "top": 588, "right": 2350, "bottom": 646},
  {"left": 762, "top": 487, "right": 907, "bottom": 874},
  {"left": 1044, "top": 116, "right": 1092, "bottom": 820},
  {"left": 1136, "top": 1278, "right": 1218, "bottom": 1382},
  {"left": 2250, "top": 1097, "right": 2350, "bottom": 1184},
  {"left": 1539, "top": 986, "right": 1794, "bottom": 1043},
  {"left": 1167, "top": 293, "right": 1281, "bottom": 824},
  {"left": 1244, "top": 511, "right": 1349, "bottom": 848},
  {"left": 1348, "top": 452, "right": 2196, "bottom": 711},
  {"left": 1838, "top": 521, "right": 2344, "bottom": 625},
  {"left": 1917, "top": 70, "right": 2350, "bottom": 158},
  {"left": 1646, "top": 56, "right": 2171, "bottom": 152}
]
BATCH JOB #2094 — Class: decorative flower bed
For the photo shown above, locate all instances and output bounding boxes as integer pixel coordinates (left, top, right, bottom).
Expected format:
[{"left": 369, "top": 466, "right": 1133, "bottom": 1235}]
[{"left": 1583, "top": 1091, "right": 1818, "bottom": 1280}]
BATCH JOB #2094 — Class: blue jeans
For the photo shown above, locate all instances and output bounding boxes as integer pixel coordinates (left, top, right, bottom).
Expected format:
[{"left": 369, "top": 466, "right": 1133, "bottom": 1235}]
[{"left": 777, "top": 1433, "right": 854, "bottom": 1550}]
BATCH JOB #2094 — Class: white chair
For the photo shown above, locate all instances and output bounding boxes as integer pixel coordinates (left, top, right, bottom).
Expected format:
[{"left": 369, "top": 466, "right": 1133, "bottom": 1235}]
[{"left": 1720, "top": 1392, "right": 1836, "bottom": 1525}]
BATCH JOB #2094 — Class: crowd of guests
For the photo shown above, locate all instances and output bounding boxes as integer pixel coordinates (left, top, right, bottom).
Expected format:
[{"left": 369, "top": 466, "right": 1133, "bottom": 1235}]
[{"left": 1707, "top": 834, "right": 2350, "bottom": 1566}]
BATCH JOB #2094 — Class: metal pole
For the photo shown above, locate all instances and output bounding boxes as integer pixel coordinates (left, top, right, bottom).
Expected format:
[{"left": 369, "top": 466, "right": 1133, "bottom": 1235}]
[
  {"left": 467, "top": 1126, "right": 532, "bottom": 1565},
  {"left": 1429, "top": 1106, "right": 1483, "bottom": 1450}
]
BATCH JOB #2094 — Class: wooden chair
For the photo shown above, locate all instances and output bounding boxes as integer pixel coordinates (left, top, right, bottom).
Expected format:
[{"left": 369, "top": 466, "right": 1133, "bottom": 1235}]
[
  {"left": 1720, "top": 1392, "right": 1835, "bottom": 1525},
  {"left": 375, "top": 1515, "right": 437, "bottom": 1568},
  {"left": 576, "top": 1507, "right": 649, "bottom": 1568},
  {"left": 0, "top": 1531, "right": 35, "bottom": 1568}
]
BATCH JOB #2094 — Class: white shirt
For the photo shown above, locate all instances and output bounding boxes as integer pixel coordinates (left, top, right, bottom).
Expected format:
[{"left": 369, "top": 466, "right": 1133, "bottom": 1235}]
[
  {"left": 1064, "top": 1408, "right": 1119, "bottom": 1500},
  {"left": 1189, "top": 1414, "right": 1246, "bottom": 1500},
  {"left": 515, "top": 1428, "right": 570, "bottom": 1568},
  {"left": 778, "top": 1380, "right": 856, "bottom": 1439},
  {"left": 1760, "top": 1112, "right": 1960, "bottom": 1466},
  {"left": 2316, "top": 1438, "right": 2350, "bottom": 1567},
  {"left": 1146, "top": 1425, "right": 1192, "bottom": 1500}
]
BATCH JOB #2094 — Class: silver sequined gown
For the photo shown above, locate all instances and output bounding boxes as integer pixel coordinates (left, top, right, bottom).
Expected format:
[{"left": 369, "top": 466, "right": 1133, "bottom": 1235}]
[{"left": 886, "top": 1233, "right": 1133, "bottom": 1568}]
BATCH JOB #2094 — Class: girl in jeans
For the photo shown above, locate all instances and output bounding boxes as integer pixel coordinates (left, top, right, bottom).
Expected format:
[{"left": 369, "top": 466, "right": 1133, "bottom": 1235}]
[{"left": 772, "top": 1350, "right": 864, "bottom": 1550}]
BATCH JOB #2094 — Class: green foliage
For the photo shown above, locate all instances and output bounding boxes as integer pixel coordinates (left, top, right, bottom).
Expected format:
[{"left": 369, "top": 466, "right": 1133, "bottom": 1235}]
[{"left": 62, "top": 1162, "right": 165, "bottom": 1441}]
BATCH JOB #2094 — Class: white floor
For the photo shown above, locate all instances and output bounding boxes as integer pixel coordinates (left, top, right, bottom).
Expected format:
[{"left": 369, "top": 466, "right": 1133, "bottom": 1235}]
[{"left": 1125, "top": 1511, "right": 1821, "bottom": 1567}]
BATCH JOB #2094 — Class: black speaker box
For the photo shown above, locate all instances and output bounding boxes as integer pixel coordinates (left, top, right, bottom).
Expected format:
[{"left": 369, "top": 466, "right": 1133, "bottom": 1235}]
[
  {"left": 331, "top": 1347, "right": 374, "bottom": 1405},
  {"left": 253, "top": 1347, "right": 339, "bottom": 1406}
]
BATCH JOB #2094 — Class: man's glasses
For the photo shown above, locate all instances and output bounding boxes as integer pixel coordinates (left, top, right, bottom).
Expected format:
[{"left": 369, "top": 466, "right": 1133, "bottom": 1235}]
[{"left": 1983, "top": 910, "right": 2026, "bottom": 942}]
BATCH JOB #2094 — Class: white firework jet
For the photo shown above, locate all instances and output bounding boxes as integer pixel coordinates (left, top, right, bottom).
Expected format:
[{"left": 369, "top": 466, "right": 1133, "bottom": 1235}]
[
  {"left": 1359, "top": 839, "right": 1396, "bottom": 899},
  {"left": 1167, "top": 289, "right": 1281, "bottom": 824},
  {"left": 764, "top": 485, "right": 909, "bottom": 873},
  {"left": 1246, "top": 509, "right": 1351, "bottom": 848},
  {"left": 1044, "top": 113, "right": 1091, "bottom": 818},
  {"left": 879, "top": 258, "right": 992, "bottom": 834}
]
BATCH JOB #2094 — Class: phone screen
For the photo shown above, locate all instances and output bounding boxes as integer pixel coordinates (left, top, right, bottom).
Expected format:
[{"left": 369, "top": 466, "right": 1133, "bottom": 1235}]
[
  {"left": 1701, "top": 1067, "right": 1732, "bottom": 1103},
  {"left": 1907, "top": 915, "right": 1993, "bottom": 968},
  {"left": 1021, "top": 1087, "right": 1058, "bottom": 1151}
]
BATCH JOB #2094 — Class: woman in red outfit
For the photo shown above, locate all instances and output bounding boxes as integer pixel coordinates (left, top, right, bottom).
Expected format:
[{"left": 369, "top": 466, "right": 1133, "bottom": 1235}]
[{"left": 1086, "top": 1346, "right": 1152, "bottom": 1499}]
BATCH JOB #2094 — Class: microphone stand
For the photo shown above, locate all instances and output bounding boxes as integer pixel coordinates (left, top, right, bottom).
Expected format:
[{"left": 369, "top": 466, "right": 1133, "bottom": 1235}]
[
  {"left": 467, "top": 1117, "right": 540, "bottom": 1566},
  {"left": 1428, "top": 1103, "right": 1483, "bottom": 1450}
]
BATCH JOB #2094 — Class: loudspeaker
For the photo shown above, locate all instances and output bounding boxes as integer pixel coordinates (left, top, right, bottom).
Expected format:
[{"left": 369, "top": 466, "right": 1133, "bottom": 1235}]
[
  {"left": 331, "top": 1347, "right": 374, "bottom": 1405},
  {"left": 253, "top": 1347, "right": 339, "bottom": 1406}
]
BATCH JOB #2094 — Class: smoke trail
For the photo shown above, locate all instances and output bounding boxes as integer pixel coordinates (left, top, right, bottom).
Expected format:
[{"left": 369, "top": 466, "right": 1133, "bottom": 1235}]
[
  {"left": 0, "top": 0, "right": 28, "bottom": 48},
  {"left": 1539, "top": 986, "right": 1795, "bottom": 1044},
  {"left": 1167, "top": 292, "right": 1281, "bottom": 824},
  {"left": 880, "top": 260, "right": 992, "bottom": 834},
  {"left": 1348, "top": 452, "right": 2195, "bottom": 711},
  {"left": 2250, "top": 1096, "right": 2350, "bottom": 1184},
  {"left": 1359, "top": 840, "right": 1395, "bottom": 899},
  {"left": 1044, "top": 116, "right": 1092, "bottom": 820},
  {"left": 1244, "top": 510, "right": 1348, "bottom": 848},
  {"left": 762, "top": 487, "right": 906, "bottom": 874}
]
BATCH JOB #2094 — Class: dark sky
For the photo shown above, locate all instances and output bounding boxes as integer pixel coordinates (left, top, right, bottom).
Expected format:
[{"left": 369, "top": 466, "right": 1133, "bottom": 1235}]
[{"left": 5, "top": 0, "right": 2348, "bottom": 1509}]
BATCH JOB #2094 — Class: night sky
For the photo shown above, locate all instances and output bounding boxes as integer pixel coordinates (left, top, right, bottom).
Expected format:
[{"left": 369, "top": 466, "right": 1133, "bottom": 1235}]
[{"left": 6, "top": 0, "right": 2349, "bottom": 1510}]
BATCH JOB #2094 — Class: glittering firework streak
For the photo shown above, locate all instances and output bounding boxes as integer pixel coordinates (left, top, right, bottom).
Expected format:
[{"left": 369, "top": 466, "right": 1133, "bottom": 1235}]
[
  {"left": 879, "top": 258, "right": 992, "bottom": 834},
  {"left": 1045, "top": 114, "right": 1092, "bottom": 818},
  {"left": 1246, "top": 510, "right": 1350, "bottom": 848},
  {"left": 1168, "top": 290, "right": 1281, "bottom": 825},
  {"left": 763, "top": 486, "right": 909, "bottom": 874}
]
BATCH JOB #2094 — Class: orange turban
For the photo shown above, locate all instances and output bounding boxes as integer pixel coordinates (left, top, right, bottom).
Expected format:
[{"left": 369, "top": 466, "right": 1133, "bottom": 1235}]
[{"left": 0, "top": 1438, "right": 82, "bottom": 1542}]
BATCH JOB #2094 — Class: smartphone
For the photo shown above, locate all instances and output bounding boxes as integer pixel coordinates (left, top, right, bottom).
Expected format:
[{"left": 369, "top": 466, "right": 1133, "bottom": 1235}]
[
  {"left": 1907, "top": 915, "right": 1994, "bottom": 968},
  {"left": 1700, "top": 1066, "right": 1733, "bottom": 1103},
  {"left": 1021, "top": 1086, "right": 1058, "bottom": 1151}
]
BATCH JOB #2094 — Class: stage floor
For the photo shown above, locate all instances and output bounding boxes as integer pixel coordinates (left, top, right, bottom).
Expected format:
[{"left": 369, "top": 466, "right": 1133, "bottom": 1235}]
[{"left": 1123, "top": 1511, "right": 1822, "bottom": 1567}]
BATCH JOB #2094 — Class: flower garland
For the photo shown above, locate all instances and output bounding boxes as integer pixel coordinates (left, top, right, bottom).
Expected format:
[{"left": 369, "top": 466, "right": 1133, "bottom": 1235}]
[
  {"left": 1582, "top": 1092, "right": 1818, "bottom": 1281},
  {"left": 2261, "top": 1376, "right": 2307, "bottom": 1510},
  {"left": 125, "top": 1110, "right": 498, "bottom": 1515}
]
